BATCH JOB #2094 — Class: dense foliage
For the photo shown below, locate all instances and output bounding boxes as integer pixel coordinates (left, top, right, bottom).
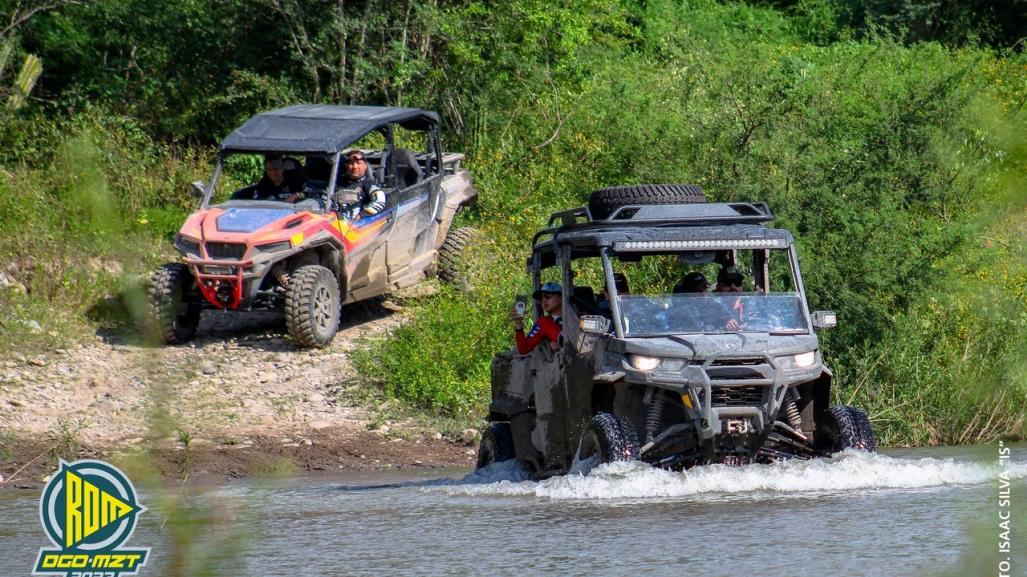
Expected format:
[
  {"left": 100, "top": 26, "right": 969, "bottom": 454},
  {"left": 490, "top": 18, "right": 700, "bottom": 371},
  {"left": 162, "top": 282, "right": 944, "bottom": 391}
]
[{"left": 1, "top": 0, "right": 1023, "bottom": 444}]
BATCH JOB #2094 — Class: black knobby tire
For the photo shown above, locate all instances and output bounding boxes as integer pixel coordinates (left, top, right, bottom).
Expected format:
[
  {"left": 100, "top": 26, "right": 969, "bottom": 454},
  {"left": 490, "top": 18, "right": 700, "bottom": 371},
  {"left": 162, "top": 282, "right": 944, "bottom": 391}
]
[
  {"left": 847, "top": 406, "right": 877, "bottom": 452},
  {"left": 827, "top": 405, "right": 877, "bottom": 453},
  {"left": 580, "top": 412, "right": 640, "bottom": 463},
  {"left": 588, "top": 184, "right": 706, "bottom": 220},
  {"left": 285, "top": 265, "right": 341, "bottom": 348},
  {"left": 437, "top": 226, "right": 481, "bottom": 285},
  {"left": 148, "top": 263, "right": 201, "bottom": 344},
  {"left": 476, "top": 422, "right": 515, "bottom": 469}
]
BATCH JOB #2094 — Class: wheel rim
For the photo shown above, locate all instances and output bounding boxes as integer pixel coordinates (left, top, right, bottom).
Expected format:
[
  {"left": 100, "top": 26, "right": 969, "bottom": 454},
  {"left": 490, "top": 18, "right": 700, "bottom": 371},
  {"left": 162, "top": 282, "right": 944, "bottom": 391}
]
[
  {"left": 313, "top": 285, "right": 334, "bottom": 331},
  {"left": 580, "top": 429, "right": 603, "bottom": 461},
  {"left": 174, "top": 290, "right": 194, "bottom": 327},
  {"left": 480, "top": 440, "right": 495, "bottom": 466},
  {"left": 570, "top": 430, "right": 603, "bottom": 475}
]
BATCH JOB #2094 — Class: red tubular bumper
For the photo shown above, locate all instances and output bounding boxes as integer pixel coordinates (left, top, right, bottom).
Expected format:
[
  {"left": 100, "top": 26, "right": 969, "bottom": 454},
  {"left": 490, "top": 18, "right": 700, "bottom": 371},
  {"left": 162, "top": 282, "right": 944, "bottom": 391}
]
[{"left": 185, "top": 258, "right": 253, "bottom": 309}]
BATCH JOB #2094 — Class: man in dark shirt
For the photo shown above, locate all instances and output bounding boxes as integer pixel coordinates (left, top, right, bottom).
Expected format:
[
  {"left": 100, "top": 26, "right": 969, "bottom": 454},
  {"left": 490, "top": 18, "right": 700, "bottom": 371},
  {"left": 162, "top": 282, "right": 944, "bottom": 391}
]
[
  {"left": 714, "top": 266, "right": 745, "bottom": 331},
  {"left": 596, "top": 272, "right": 629, "bottom": 319},
  {"left": 336, "top": 150, "right": 385, "bottom": 220},
  {"left": 671, "top": 271, "right": 736, "bottom": 332},
  {"left": 249, "top": 156, "right": 304, "bottom": 202}
]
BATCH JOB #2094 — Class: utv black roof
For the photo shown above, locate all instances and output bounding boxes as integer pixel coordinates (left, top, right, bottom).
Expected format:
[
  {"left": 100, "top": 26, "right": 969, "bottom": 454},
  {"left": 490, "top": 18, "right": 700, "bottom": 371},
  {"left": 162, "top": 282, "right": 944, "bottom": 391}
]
[
  {"left": 219, "top": 104, "right": 440, "bottom": 155},
  {"left": 532, "top": 202, "right": 794, "bottom": 256}
]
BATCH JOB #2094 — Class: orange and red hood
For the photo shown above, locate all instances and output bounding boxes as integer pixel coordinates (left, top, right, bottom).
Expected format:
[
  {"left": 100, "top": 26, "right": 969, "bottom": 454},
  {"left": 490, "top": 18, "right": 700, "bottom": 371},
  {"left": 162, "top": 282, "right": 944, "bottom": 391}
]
[{"left": 178, "top": 205, "right": 389, "bottom": 259}]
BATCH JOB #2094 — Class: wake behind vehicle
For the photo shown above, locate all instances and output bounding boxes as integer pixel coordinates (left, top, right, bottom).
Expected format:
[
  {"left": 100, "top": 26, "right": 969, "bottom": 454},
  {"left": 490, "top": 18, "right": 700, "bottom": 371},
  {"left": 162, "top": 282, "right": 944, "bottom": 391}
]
[
  {"left": 147, "top": 105, "right": 478, "bottom": 347},
  {"left": 479, "top": 185, "right": 875, "bottom": 477}
]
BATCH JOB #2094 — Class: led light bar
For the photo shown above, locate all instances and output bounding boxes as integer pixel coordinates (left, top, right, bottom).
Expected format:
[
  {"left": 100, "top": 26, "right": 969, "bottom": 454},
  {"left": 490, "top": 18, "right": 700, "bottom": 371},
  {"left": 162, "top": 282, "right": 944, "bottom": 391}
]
[{"left": 615, "top": 239, "right": 787, "bottom": 251}]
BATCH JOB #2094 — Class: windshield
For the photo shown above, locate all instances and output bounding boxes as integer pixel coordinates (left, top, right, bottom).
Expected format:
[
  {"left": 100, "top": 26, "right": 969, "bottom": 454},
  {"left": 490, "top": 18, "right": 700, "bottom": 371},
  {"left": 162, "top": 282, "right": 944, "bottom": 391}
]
[
  {"left": 619, "top": 293, "right": 807, "bottom": 336},
  {"left": 206, "top": 132, "right": 396, "bottom": 209},
  {"left": 578, "top": 246, "right": 809, "bottom": 336},
  {"left": 204, "top": 152, "right": 335, "bottom": 208}
]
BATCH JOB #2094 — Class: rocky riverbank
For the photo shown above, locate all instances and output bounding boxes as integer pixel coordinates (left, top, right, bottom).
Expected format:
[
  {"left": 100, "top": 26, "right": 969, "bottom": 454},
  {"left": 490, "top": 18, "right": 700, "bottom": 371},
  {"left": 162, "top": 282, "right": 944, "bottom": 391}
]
[{"left": 0, "top": 299, "right": 477, "bottom": 490}]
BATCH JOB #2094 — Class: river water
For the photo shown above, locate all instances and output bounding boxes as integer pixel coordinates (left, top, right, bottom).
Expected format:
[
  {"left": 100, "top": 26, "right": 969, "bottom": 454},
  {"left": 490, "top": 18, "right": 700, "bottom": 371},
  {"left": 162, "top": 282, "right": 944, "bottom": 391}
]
[{"left": 2, "top": 444, "right": 1024, "bottom": 577}]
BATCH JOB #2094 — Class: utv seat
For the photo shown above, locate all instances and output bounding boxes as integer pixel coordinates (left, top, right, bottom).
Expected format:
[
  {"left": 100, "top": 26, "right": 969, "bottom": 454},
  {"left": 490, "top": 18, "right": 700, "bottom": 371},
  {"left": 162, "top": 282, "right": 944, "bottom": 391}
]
[
  {"left": 305, "top": 155, "right": 332, "bottom": 182},
  {"left": 571, "top": 285, "right": 600, "bottom": 316},
  {"left": 393, "top": 148, "right": 422, "bottom": 188}
]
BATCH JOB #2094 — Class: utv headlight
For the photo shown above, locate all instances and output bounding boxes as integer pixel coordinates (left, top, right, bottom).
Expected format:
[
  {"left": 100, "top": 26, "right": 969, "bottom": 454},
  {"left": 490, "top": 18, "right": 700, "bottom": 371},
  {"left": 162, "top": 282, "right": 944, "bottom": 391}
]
[
  {"left": 629, "top": 354, "right": 661, "bottom": 371},
  {"left": 173, "top": 234, "right": 201, "bottom": 257},
  {"left": 255, "top": 241, "right": 291, "bottom": 254},
  {"left": 793, "top": 350, "right": 816, "bottom": 368}
]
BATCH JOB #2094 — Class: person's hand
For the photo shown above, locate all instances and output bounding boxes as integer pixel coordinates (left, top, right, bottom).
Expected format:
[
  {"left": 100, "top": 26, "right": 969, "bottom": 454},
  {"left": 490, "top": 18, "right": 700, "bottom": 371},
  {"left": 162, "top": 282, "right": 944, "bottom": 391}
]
[
  {"left": 510, "top": 307, "right": 525, "bottom": 331},
  {"left": 284, "top": 193, "right": 302, "bottom": 203},
  {"left": 726, "top": 298, "right": 744, "bottom": 331}
]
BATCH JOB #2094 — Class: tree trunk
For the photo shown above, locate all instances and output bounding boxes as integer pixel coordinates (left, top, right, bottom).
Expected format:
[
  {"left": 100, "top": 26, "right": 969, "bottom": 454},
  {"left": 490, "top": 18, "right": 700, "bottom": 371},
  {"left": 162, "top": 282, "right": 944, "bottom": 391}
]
[
  {"left": 335, "top": 0, "right": 347, "bottom": 101},
  {"left": 396, "top": 0, "right": 411, "bottom": 106},
  {"left": 349, "top": 0, "right": 373, "bottom": 105}
]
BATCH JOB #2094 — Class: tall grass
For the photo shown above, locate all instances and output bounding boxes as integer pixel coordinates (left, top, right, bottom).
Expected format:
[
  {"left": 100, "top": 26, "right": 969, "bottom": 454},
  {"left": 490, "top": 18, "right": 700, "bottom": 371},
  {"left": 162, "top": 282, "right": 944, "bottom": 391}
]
[{"left": 0, "top": 112, "right": 209, "bottom": 348}]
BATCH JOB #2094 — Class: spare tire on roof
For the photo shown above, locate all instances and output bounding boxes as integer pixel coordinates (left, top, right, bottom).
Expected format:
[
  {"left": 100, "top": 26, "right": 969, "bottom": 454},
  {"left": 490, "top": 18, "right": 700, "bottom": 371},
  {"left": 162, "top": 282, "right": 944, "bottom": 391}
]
[{"left": 588, "top": 184, "right": 706, "bottom": 220}]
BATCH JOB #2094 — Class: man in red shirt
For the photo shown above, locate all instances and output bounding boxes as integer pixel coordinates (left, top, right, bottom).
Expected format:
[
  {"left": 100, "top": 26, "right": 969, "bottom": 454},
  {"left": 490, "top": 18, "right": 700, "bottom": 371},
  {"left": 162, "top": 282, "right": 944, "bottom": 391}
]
[{"left": 512, "top": 282, "right": 563, "bottom": 355}]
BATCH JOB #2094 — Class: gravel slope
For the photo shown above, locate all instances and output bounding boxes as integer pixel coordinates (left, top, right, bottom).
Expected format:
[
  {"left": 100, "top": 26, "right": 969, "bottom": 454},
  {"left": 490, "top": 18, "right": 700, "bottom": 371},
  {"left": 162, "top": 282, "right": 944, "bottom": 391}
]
[{"left": 0, "top": 297, "right": 477, "bottom": 488}]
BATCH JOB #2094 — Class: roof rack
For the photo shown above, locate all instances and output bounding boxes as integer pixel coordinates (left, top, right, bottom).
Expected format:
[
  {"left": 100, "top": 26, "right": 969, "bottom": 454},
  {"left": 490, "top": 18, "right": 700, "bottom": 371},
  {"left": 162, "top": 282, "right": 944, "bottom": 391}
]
[
  {"left": 546, "top": 207, "right": 591, "bottom": 228},
  {"left": 605, "top": 202, "right": 773, "bottom": 223},
  {"left": 532, "top": 202, "right": 775, "bottom": 248}
]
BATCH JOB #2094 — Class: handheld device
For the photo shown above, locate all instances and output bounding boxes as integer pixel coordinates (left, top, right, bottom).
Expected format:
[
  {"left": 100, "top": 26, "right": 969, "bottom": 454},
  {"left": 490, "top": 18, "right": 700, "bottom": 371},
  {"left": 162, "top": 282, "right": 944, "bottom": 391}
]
[{"left": 514, "top": 294, "right": 527, "bottom": 316}]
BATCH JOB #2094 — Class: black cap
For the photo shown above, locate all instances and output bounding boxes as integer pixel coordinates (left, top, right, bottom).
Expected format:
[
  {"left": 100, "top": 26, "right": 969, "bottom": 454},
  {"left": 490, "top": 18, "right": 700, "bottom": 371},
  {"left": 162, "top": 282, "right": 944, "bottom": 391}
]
[
  {"left": 717, "top": 266, "right": 744, "bottom": 284},
  {"left": 678, "top": 271, "right": 708, "bottom": 293}
]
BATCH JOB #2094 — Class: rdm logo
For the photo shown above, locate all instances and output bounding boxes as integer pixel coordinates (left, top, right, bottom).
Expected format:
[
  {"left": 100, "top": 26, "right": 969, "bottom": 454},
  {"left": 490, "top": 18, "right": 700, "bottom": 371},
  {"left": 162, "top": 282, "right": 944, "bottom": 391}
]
[{"left": 34, "top": 459, "right": 150, "bottom": 577}]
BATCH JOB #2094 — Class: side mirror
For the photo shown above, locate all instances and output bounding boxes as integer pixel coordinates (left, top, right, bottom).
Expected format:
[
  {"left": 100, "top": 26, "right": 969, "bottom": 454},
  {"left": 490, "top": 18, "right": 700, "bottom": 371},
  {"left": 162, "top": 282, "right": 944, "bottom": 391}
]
[
  {"left": 190, "top": 180, "right": 206, "bottom": 198},
  {"left": 579, "top": 315, "right": 611, "bottom": 335},
  {"left": 812, "top": 310, "right": 837, "bottom": 329}
]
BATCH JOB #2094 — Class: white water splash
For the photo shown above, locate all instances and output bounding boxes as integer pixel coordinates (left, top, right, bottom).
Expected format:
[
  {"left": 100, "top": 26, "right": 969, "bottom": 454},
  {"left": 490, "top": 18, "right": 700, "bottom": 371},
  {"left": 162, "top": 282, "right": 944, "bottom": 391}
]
[{"left": 439, "top": 450, "right": 1027, "bottom": 500}]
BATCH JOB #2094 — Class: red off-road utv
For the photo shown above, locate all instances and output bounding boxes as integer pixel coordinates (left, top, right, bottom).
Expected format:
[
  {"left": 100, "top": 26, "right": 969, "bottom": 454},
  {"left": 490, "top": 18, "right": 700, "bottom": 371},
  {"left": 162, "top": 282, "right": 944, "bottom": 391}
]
[{"left": 147, "top": 105, "right": 478, "bottom": 347}]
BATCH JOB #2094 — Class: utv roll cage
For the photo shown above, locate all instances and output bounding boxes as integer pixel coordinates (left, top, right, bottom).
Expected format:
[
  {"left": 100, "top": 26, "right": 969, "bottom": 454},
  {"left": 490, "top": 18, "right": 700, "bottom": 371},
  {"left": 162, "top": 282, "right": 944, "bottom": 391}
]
[
  {"left": 199, "top": 104, "right": 446, "bottom": 210},
  {"left": 531, "top": 202, "right": 775, "bottom": 247},
  {"left": 525, "top": 201, "right": 801, "bottom": 338}
]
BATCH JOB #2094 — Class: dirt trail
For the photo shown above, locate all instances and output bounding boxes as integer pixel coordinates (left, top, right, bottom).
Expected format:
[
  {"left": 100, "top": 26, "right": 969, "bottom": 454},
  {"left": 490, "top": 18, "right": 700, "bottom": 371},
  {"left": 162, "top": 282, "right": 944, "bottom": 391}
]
[{"left": 0, "top": 297, "right": 476, "bottom": 488}]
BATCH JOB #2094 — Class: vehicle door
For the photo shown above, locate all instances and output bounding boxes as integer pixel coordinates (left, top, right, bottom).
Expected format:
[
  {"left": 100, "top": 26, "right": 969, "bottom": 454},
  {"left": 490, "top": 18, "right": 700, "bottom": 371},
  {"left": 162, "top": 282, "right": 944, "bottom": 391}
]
[
  {"left": 523, "top": 246, "right": 583, "bottom": 470},
  {"left": 384, "top": 124, "right": 443, "bottom": 286},
  {"left": 559, "top": 251, "right": 602, "bottom": 467}
]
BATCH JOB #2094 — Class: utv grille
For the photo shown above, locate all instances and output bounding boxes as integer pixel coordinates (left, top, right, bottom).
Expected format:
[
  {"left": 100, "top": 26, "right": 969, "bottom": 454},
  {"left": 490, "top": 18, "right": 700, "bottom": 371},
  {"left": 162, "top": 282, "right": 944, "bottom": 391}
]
[
  {"left": 174, "top": 237, "right": 200, "bottom": 257},
  {"left": 710, "top": 386, "right": 765, "bottom": 407},
  {"left": 705, "top": 357, "right": 768, "bottom": 381},
  {"left": 710, "top": 357, "right": 764, "bottom": 366},
  {"left": 707, "top": 367, "right": 765, "bottom": 380},
  {"left": 205, "top": 242, "right": 247, "bottom": 260}
]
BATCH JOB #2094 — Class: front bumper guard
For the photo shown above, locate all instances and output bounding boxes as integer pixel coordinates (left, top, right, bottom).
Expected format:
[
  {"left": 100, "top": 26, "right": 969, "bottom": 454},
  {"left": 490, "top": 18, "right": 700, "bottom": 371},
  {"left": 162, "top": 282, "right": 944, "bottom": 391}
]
[
  {"left": 185, "top": 257, "right": 254, "bottom": 309},
  {"left": 630, "top": 352, "right": 789, "bottom": 445}
]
